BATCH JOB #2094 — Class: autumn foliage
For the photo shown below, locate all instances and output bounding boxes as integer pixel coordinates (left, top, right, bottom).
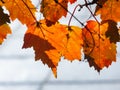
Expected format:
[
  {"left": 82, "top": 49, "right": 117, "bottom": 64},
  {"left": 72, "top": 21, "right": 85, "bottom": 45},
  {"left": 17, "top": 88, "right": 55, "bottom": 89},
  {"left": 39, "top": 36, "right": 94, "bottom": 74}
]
[{"left": 0, "top": 0, "right": 120, "bottom": 77}]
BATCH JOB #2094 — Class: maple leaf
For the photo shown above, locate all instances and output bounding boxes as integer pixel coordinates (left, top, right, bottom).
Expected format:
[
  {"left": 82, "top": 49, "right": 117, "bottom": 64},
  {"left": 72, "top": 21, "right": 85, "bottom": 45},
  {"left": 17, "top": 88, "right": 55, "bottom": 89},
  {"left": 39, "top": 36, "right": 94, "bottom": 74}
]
[
  {"left": 40, "top": 0, "right": 68, "bottom": 26},
  {"left": 0, "top": 6, "right": 10, "bottom": 25},
  {"left": 0, "top": 24, "right": 11, "bottom": 44},
  {"left": 82, "top": 20, "right": 117, "bottom": 72},
  {"left": 22, "top": 20, "right": 67, "bottom": 77},
  {"left": 95, "top": 0, "right": 120, "bottom": 22},
  {"left": 1, "top": 0, "right": 36, "bottom": 25}
]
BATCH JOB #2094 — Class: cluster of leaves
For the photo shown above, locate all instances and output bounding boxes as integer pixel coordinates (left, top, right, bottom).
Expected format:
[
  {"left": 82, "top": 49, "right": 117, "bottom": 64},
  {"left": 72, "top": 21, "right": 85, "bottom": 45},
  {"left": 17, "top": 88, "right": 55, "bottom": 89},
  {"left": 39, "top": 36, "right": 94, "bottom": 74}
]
[{"left": 0, "top": 0, "right": 120, "bottom": 77}]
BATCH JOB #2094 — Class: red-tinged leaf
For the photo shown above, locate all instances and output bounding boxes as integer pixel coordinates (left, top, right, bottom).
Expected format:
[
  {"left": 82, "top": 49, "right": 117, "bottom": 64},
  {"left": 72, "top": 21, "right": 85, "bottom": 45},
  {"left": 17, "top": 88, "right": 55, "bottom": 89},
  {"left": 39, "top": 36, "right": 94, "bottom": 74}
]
[
  {"left": 95, "top": 0, "right": 120, "bottom": 22},
  {"left": 68, "top": 0, "right": 77, "bottom": 4},
  {"left": 40, "top": 0, "right": 68, "bottom": 25},
  {"left": 0, "top": 24, "right": 11, "bottom": 44},
  {"left": 82, "top": 20, "right": 117, "bottom": 72},
  {"left": 1, "top": 0, "right": 36, "bottom": 25}
]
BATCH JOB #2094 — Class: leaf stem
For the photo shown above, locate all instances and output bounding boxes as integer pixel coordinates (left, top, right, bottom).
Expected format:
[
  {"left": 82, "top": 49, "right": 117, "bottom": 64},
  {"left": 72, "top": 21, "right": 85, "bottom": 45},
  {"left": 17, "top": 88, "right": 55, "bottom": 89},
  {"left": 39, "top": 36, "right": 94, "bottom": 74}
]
[{"left": 68, "top": 4, "right": 82, "bottom": 27}]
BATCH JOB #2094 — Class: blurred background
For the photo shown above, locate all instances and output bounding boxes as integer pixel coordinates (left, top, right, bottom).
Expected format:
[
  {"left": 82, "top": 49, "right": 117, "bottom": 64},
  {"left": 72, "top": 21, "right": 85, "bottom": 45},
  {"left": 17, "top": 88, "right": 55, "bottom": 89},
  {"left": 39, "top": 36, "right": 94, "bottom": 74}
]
[{"left": 0, "top": 0, "right": 120, "bottom": 90}]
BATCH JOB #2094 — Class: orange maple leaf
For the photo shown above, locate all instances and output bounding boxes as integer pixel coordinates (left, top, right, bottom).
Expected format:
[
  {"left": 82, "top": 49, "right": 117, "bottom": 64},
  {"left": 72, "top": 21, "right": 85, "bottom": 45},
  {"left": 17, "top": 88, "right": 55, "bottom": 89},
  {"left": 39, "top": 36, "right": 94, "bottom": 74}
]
[
  {"left": 1, "top": 0, "right": 36, "bottom": 25},
  {"left": 22, "top": 20, "right": 67, "bottom": 77},
  {"left": 40, "top": 0, "right": 68, "bottom": 25},
  {"left": 95, "top": 0, "right": 120, "bottom": 22},
  {"left": 82, "top": 20, "right": 117, "bottom": 71}
]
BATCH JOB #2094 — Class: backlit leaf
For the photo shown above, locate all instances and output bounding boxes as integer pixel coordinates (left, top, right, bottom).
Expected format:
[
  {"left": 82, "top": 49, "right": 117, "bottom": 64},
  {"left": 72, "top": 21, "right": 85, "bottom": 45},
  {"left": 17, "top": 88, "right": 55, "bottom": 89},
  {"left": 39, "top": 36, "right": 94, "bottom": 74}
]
[
  {"left": 22, "top": 20, "right": 67, "bottom": 77},
  {"left": 82, "top": 20, "right": 117, "bottom": 71},
  {"left": 40, "top": 0, "right": 68, "bottom": 25}
]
